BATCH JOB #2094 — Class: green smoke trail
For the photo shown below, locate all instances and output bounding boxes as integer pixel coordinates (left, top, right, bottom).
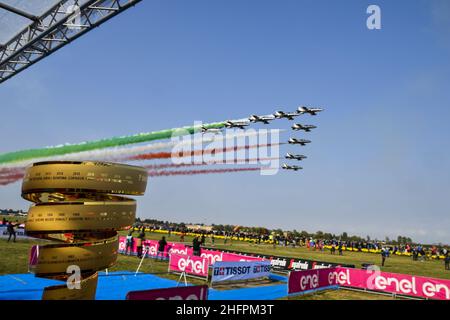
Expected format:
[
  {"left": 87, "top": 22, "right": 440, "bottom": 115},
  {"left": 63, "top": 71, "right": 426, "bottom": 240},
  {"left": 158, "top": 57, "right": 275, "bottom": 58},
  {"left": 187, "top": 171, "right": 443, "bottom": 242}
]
[{"left": 0, "top": 122, "right": 226, "bottom": 165}]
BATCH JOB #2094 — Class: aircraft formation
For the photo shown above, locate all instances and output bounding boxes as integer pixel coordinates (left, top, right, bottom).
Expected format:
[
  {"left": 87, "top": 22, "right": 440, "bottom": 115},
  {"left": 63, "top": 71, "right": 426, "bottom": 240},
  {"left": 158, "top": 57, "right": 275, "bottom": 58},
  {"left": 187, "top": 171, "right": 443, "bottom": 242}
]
[{"left": 201, "top": 106, "right": 324, "bottom": 173}]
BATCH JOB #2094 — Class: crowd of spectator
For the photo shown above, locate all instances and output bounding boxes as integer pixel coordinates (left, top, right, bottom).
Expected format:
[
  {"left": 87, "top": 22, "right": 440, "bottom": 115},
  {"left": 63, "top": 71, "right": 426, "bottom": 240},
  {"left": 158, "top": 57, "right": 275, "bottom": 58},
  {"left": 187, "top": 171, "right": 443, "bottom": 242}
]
[{"left": 132, "top": 220, "right": 449, "bottom": 261}]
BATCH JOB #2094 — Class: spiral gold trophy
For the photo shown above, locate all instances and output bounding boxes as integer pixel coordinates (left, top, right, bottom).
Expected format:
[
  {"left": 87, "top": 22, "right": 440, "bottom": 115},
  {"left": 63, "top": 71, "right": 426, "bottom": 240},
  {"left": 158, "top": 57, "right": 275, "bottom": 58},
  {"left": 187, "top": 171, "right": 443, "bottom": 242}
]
[{"left": 21, "top": 161, "right": 147, "bottom": 300}]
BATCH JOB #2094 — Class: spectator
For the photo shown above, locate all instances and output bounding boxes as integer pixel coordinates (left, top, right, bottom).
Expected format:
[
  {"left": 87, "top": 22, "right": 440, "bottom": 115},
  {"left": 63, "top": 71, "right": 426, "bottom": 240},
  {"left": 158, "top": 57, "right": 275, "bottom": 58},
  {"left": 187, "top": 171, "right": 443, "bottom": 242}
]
[
  {"left": 414, "top": 247, "right": 420, "bottom": 261},
  {"left": 125, "top": 231, "right": 134, "bottom": 255},
  {"left": 201, "top": 234, "right": 206, "bottom": 246},
  {"left": 7, "top": 221, "right": 16, "bottom": 243},
  {"left": 381, "top": 247, "right": 389, "bottom": 267},
  {"left": 445, "top": 254, "right": 450, "bottom": 271},
  {"left": 180, "top": 232, "right": 185, "bottom": 243},
  {"left": 192, "top": 236, "right": 201, "bottom": 256},
  {"left": 338, "top": 243, "right": 343, "bottom": 256},
  {"left": 157, "top": 236, "right": 167, "bottom": 261},
  {"left": 136, "top": 230, "right": 145, "bottom": 258},
  {"left": 331, "top": 243, "right": 336, "bottom": 255}
]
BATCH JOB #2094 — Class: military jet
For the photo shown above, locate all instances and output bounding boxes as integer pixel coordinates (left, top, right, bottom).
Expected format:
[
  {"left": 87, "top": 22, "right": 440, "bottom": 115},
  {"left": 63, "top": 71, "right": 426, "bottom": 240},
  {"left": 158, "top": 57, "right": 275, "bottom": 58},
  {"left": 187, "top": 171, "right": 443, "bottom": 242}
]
[
  {"left": 297, "top": 106, "right": 324, "bottom": 116},
  {"left": 282, "top": 164, "right": 303, "bottom": 171},
  {"left": 291, "top": 124, "right": 317, "bottom": 132},
  {"left": 288, "top": 138, "right": 311, "bottom": 146},
  {"left": 273, "top": 110, "right": 299, "bottom": 120},
  {"left": 248, "top": 114, "right": 275, "bottom": 124},
  {"left": 224, "top": 120, "right": 249, "bottom": 129},
  {"left": 285, "top": 153, "right": 307, "bottom": 161},
  {"left": 201, "top": 126, "right": 222, "bottom": 134}
]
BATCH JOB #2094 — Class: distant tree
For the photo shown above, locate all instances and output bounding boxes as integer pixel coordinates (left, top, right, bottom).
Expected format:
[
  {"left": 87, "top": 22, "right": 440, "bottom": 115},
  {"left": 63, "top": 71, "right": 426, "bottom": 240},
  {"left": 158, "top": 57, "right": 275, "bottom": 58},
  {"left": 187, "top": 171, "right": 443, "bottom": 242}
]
[
  {"left": 342, "top": 232, "right": 348, "bottom": 240},
  {"left": 323, "top": 233, "right": 333, "bottom": 240},
  {"left": 315, "top": 231, "right": 324, "bottom": 239},
  {"left": 273, "top": 229, "right": 283, "bottom": 236},
  {"left": 300, "top": 230, "right": 310, "bottom": 238}
]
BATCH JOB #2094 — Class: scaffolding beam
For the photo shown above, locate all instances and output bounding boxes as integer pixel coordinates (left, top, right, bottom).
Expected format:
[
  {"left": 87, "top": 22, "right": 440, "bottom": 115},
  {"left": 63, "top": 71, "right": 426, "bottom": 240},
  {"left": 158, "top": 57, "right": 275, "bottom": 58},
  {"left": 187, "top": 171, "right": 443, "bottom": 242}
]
[
  {"left": 0, "top": 0, "right": 142, "bottom": 84},
  {"left": 0, "top": 2, "right": 39, "bottom": 21}
]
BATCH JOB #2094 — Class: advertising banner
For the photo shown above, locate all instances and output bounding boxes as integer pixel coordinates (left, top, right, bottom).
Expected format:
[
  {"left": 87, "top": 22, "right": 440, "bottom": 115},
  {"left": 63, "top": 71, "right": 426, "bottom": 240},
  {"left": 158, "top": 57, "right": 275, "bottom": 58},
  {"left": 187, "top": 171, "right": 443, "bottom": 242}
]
[
  {"left": 169, "top": 254, "right": 209, "bottom": 278},
  {"left": 169, "top": 243, "right": 191, "bottom": 256},
  {"left": 333, "top": 267, "right": 450, "bottom": 301},
  {"left": 199, "top": 248, "right": 264, "bottom": 265},
  {"left": 201, "top": 246, "right": 354, "bottom": 272},
  {"left": 211, "top": 260, "right": 271, "bottom": 283},
  {"left": 288, "top": 268, "right": 338, "bottom": 294},
  {"left": 126, "top": 285, "right": 209, "bottom": 300},
  {"left": 119, "top": 237, "right": 267, "bottom": 264},
  {"left": 28, "top": 245, "right": 39, "bottom": 267},
  {"left": 288, "top": 267, "right": 450, "bottom": 300},
  {"left": 119, "top": 236, "right": 176, "bottom": 259}
]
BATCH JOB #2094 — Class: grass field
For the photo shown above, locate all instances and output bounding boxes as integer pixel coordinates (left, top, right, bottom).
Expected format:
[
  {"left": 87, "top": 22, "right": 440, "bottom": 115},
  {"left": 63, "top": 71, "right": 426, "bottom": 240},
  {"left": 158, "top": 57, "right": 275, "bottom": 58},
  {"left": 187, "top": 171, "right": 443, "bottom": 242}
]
[{"left": 1, "top": 231, "right": 448, "bottom": 300}]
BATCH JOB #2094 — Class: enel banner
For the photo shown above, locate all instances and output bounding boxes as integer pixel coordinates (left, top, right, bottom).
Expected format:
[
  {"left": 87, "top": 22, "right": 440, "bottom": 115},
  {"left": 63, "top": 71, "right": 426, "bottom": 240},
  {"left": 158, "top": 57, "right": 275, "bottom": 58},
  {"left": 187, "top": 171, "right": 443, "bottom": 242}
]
[
  {"left": 126, "top": 285, "right": 209, "bottom": 300},
  {"left": 168, "top": 254, "right": 209, "bottom": 278},
  {"left": 288, "top": 267, "right": 450, "bottom": 300}
]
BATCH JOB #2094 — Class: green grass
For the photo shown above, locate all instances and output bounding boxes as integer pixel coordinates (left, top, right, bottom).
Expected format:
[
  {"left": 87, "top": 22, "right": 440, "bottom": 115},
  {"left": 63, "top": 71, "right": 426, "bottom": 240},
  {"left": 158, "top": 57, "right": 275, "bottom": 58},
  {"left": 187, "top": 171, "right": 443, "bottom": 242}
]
[
  {"left": 127, "top": 231, "right": 450, "bottom": 280},
  {"left": 1, "top": 231, "right": 448, "bottom": 300},
  {"left": 0, "top": 238, "right": 46, "bottom": 274},
  {"left": 285, "top": 288, "right": 398, "bottom": 300}
]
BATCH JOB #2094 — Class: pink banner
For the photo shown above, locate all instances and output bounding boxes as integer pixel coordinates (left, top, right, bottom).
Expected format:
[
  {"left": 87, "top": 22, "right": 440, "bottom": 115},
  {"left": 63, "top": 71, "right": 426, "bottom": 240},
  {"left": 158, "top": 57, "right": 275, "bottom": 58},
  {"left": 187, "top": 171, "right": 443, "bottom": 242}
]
[
  {"left": 168, "top": 243, "right": 192, "bottom": 256},
  {"left": 334, "top": 267, "right": 450, "bottom": 300},
  {"left": 199, "top": 248, "right": 264, "bottom": 265},
  {"left": 28, "top": 245, "right": 39, "bottom": 267},
  {"left": 126, "top": 285, "right": 209, "bottom": 300},
  {"left": 119, "top": 237, "right": 264, "bottom": 264},
  {"left": 288, "top": 268, "right": 338, "bottom": 294},
  {"left": 289, "top": 267, "right": 450, "bottom": 300},
  {"left": 119, "top": 236, "right": 176, "bottom": 258},
  {"left": 169, "top": 254, "right": 209, "bottom": 278}
]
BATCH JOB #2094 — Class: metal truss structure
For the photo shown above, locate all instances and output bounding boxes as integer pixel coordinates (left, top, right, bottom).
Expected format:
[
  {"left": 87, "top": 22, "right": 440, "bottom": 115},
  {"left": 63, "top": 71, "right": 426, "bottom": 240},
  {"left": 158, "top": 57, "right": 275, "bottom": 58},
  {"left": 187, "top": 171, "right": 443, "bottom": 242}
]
[{"left": 0, "top": 0, "right": 142, "bottom": 84}]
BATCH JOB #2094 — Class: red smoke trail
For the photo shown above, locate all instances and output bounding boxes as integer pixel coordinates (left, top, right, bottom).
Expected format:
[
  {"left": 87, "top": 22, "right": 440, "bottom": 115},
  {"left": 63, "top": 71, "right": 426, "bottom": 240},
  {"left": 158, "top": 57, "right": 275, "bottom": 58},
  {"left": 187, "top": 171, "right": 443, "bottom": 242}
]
[
  {"left": 148, "top": 167, "right": 262, "bottom": 177},
  {"left": 0, "top": 172, "right": 24, "bottom": 186},
  {"left": 129, "top": 143, "right": 281, "bottom": 161},
  {"left": 0, "top": 167, "right": 24, "bottom": 176},
  {"left": 143, "top": 157, "right": 279, "bottom": 170},
  {"left": 0, "top": 143, "right": 280, "bottom": 185}
]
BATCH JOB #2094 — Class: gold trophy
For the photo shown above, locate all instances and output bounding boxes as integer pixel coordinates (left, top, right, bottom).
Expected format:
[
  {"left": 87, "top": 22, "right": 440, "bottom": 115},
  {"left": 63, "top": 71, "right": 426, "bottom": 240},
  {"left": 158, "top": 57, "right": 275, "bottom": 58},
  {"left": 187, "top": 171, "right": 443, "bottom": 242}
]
[{"left": 22, "top": 161, "right": 147, "bottom": 300}]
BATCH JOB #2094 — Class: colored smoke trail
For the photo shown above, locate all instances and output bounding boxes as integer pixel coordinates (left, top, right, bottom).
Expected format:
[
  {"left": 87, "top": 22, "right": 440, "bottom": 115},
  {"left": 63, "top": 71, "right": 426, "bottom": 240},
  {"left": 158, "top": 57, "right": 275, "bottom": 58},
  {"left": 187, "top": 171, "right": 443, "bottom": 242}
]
[
  {"left": 0, "top": 173, "right": 24, "bottom": 186},
  {"left": 0, "top": 121, "right": 226, "bottom": 165},
  {"left": 0, "top": 141, "right": 281, "bottom": 185},
  {"left": 129, "top": 143, "right": 282, "bottom": 161},
  {"left": 148, "top": 167, "right": 262, "bottom": 177},
  {"left": 0, "top": 130, "right": 269, "bottom": 171},
  {"left": 143, "top": 157, "right": 280, "bottom": 170}
]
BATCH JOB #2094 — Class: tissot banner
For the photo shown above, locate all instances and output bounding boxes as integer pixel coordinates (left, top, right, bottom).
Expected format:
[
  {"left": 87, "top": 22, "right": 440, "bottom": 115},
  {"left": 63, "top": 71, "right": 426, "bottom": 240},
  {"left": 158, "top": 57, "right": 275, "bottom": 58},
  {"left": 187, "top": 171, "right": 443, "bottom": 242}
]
[
  {"left": 169, "top": 253, "right": 209, "bottom": 278},
  {"left": 211, "top": 260, "right": 271, "bottom": 283},
  {"left": 126, "top": 285, "right": 209, "bottom": 300}
]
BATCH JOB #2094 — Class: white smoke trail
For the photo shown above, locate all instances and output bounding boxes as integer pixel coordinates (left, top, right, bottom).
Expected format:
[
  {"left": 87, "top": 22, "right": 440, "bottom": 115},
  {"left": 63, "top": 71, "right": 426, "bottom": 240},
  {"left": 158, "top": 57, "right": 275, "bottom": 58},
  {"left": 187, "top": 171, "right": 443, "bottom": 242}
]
[{"left": 0, "top": 129, "right": 282, "bottom": 171}]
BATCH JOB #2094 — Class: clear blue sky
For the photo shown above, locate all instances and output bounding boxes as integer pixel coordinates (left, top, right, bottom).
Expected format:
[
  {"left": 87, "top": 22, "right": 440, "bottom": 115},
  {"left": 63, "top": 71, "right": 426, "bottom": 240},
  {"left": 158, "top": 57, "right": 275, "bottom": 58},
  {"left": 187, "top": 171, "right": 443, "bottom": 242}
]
[{"left": 1, "top": 0, "right": 449, "bottom": 244}]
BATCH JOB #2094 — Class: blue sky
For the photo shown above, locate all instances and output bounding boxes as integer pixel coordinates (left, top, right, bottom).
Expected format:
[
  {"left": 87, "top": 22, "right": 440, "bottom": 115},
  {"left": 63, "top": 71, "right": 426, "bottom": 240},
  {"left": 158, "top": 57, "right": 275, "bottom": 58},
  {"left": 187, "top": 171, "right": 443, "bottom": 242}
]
[{"left": 1, "top": 0, "right": 449, "bottom": 243}]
